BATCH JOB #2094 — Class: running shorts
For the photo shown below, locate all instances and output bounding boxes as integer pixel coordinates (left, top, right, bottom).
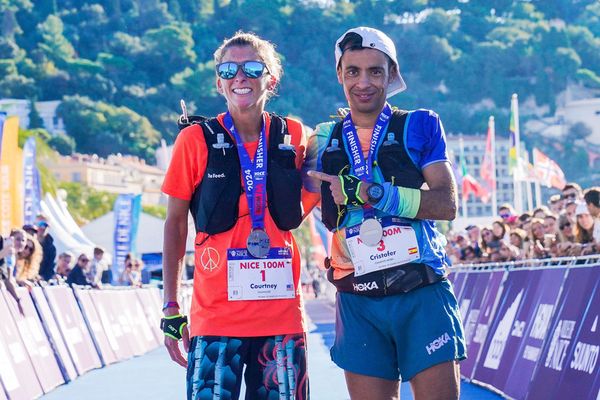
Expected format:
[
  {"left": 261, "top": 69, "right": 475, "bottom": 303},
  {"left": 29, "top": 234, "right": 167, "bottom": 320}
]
[
  {"left": 331, "top": 279, "right": 466, "bottom": 381},
  {"left": 187, "top": 333, "right": 308, "bottom": 400}
]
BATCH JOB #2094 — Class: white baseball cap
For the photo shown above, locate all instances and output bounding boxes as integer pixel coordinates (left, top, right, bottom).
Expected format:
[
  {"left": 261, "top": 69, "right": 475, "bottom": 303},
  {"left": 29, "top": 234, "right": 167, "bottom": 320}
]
[{"left": 335, "top": 26, "right": 407, "bottom": 98}]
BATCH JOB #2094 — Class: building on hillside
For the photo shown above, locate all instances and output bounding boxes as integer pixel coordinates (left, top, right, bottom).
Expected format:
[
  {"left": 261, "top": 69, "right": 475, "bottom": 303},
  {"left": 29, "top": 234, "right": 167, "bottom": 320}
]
[
  {"left": 0, "top": 98, "right": 65, "bottom": 135},
  {"left": 446, "top": 134, "right": 515, "bottom": 218},
  {"left": 46, "top": 153, "right": 165, "bottom": 205}
]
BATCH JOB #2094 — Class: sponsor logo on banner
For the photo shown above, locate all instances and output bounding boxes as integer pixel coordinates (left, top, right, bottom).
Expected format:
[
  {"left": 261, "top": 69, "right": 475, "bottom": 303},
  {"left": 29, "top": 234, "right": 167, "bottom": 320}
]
[
  {"left": 570, "top": 341, "right": 599, "bottom": 374},
  {"left": 544, "top": 319, "right": 576, "bottom": 371},
  {"left": 530, "top": 304, "right": 555, "bottom": 340},
  {"left": 426, "top": 332, "right": 451, "bottom": 355},
  {"left": 483, "top": 290, "right": 523, "bottom": 370}
]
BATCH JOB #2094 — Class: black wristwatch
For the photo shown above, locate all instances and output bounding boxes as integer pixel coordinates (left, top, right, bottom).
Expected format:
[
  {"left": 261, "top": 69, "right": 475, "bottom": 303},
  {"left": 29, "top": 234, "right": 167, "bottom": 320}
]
[{"left": 366, "top": 183, "right": 384, "bottom": 204}]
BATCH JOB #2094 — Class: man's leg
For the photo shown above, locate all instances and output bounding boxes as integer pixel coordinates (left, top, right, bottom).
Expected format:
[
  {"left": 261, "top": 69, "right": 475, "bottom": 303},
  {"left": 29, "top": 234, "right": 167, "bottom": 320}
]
[
  {"left": 344, "top": 371, "right": 399, "bottom": 400},
  {"left": 409, "top": 361, "right": 460, "bottom": 400}
]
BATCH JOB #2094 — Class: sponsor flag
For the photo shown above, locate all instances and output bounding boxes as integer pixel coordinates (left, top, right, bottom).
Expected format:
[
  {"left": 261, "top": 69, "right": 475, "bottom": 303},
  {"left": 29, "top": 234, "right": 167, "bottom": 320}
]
[
  {"left": 533, "top": 148, "right": 566, "bottom": 189},
  {"left": 0, "top": 116, "right": 23, "bottom": 234},
  {"left": 113, "top": 194, "right": 142, "bottom": 282},
  {"left": 23, "top": 137, "right": 42, "bottom": 224},
  {"left": 480, "top": 117, "right": 495, "bottom": 189}
]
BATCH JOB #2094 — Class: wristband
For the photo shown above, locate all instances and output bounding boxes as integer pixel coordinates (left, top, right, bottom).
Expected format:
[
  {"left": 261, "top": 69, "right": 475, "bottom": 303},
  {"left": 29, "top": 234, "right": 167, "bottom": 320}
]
[
  {"left": 339, "top": 175, "right": 365, "bottom": 207},
  {"left": 160, "top": 314, "right": 188, "bottom": 341},
  {"left": 162, "top": 301, "right": 180, "bottom": 310},
  {"left": 397, "top": 186, "right": 421, "bottom": 218}
]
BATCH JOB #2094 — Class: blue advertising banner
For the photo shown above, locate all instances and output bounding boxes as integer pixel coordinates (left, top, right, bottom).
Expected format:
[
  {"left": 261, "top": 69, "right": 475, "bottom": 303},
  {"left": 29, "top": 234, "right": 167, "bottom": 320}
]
[
  {"left": 23, "top": 137, "right": 41, "bottom": 224},
  {"left": 0, "top": 112, "right": 5, "bottom": 159},
  {"left": 113, "top": 194, "right": 142, "bottom": 281},
  {"left": 526, "top": 267, "right": 599, "bottom": 399},
  {"left": 503, "top": 267, "right": 567, "bottom": 399},
  {"left": 462, "top": 270, "right": 506, "bottom": 379}
]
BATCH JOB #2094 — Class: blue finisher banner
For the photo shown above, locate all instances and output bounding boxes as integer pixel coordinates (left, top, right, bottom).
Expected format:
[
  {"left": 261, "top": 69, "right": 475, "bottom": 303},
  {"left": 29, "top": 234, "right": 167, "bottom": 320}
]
[{"left": 113, "top": 194, "right": 142, "bottom": 281}]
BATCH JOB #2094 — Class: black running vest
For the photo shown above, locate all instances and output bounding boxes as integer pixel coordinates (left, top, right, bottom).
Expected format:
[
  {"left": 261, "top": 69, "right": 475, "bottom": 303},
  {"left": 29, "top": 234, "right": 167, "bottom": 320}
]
[
  {"left": 320, "top": 110, "right": 424, "bottom": 231},
  {"left": 189, "top": 115, "right": 303, "bottom": 234}
]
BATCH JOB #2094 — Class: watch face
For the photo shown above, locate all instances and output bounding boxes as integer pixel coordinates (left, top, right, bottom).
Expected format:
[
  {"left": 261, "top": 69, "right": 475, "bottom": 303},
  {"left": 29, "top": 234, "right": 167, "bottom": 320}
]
[{"left": 368, "top": 184, "right": 384, "bottom": 200}]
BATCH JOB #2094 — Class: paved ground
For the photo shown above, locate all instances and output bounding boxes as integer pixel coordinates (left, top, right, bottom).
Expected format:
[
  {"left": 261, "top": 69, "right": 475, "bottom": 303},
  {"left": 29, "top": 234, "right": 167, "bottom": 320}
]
[{"left": 41, "top": 298, "right": 502, "bottom": 399}]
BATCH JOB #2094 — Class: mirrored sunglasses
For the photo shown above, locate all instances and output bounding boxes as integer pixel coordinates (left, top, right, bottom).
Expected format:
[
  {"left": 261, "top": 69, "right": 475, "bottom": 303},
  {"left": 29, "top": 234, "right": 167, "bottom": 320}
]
[{"left": 216, "top": 61, "right": 268, "bottom": 80}]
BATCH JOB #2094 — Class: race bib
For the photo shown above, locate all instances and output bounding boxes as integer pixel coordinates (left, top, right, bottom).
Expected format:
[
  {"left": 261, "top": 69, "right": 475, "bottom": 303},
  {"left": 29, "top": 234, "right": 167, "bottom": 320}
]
[
  {"left": 227, "top": 247, "right": 295, "bottom": 301},
  {"left": 346, "top": 217, "right": 420, "bottom": 276}
]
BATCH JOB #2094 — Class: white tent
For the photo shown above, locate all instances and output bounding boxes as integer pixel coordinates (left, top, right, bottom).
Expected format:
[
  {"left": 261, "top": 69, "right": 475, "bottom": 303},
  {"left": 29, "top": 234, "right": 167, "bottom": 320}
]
[{"left": 81, "top": 211, "right": 195, "bottom": 255}]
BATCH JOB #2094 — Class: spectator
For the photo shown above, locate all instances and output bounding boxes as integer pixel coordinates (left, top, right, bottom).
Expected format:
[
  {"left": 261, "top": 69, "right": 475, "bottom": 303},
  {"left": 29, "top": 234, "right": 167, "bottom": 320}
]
[
  {"left": 119, "top": 257, "right": 142, "bottom": 287},
  {"left": 55, "top": 252, "right": 73, "bottom": 283},
  {"left": 498, "top": 203, "right": 518, "bottom": 228},
  {"left": 557, "top": 214, "right": 575, "bottom": 243},
  {"left": 0, "top": 235, "right": 25, "bottom": 315},
  {"left": 509, "top": 228, "right": 527, "bottom": 259},
  {"left": 561, "top": 182, "right": 582, "bottom": 206},
  {"left": 543, "top": 214, "right": 559, "bottom": 236},
  {"left": 462, "top": 245, "right": 478, "bottom": 263},
  {"left": 36, "top": 220, "right": 56, "bottom": 281},
  {"left": 88, "top": 247, "right": 108, "bottom": 285},
  {"left": 481, "top": 227, "right": 500, "bottom": 259},
  {"left": 532, "top": 206, "right": 551, "bottom": 219},
  {"left": 492, "top": 220, "right": 509, "bottom": 241},
  {"left": 518, "top": 212, "right": 532, "bottom": 232},
  {"left": 564, "top": 201, "right": 578, "bottom": 225},
  {"left": 570, "top": 202, "right": 598, "bottom": 256},
  {"left": 466, "top": 224, "right": 483, "bottom": 257},
  {"left": 496, "top": 241, "right": 520, "bottom": 262},
  {"left": 67, "top": 253, "right": 98, "bottom": 288},
  {"left": 583, "top": 187, "right": 600, "bottom": 244},
  {"left": 527, "top": 218, "right": 550, "bottom": 259},
  {"left": 548, "top": 194, "right": 562, "bottom": 214},
  {"left": 15, "top": 235, "right": 42, "bottom": 287},
  {"left": 22, "top": 224, "right": 37, "bottom": 236}
]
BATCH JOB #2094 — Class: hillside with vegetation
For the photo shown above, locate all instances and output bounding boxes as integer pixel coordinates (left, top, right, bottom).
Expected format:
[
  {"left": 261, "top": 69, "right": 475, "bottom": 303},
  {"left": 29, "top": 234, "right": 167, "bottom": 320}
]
[{"left": 2, "top": 0, "right": 600, "bottom": 183}]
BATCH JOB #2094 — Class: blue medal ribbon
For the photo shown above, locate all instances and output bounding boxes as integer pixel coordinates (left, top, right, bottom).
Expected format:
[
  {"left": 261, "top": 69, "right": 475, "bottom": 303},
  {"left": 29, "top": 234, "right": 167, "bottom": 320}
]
[
  {"left": 223, "top": 112, "right": 268, "bottom": 231},
  {"left": 341, "top": 103, "right": 392, "bottom": 218}
]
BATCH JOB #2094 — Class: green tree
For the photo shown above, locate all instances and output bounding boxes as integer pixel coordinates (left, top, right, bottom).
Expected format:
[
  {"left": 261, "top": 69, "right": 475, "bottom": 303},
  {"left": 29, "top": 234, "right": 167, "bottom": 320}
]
[{"left": 28, "top": 99, "right": 44, "bottom": 128}]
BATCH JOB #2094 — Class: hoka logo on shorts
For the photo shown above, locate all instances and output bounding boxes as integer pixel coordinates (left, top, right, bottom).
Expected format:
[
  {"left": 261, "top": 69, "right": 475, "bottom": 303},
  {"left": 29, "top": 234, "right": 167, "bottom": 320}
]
[
  {"left": 426, "top": 332, "right": 451, "bottom": 355},
  {"left": 353, "top": 281, "right": 379, "bottom": 291},
  {"left": 208, "top": 172, "right": 226, "bottom": 179}
]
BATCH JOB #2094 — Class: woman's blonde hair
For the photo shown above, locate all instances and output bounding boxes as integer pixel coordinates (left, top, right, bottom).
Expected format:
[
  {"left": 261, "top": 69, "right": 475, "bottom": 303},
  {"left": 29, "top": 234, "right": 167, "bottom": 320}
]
[{"left": 16, "top": 234, "right": 42, "bottom": 281}]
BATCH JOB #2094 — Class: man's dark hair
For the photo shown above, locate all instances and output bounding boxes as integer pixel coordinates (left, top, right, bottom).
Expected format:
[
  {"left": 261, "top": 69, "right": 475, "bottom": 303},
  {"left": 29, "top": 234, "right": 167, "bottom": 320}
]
[
  {"left": 584, "top": 187, "right": 600, "bottom": 207},
  {"left": 518, "top": 212, "right": 531, "bottom": 222}
]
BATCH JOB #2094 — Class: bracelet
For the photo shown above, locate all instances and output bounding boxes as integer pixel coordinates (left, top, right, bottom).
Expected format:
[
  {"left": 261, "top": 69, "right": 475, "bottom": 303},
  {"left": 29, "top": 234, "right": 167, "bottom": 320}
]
[{"left": 162, "top": 301, "right": 180, "bottom": 310}]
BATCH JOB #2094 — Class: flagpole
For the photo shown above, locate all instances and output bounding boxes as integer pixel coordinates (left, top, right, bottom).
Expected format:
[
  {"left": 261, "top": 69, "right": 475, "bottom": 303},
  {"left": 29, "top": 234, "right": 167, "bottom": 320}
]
[
  {"left": 459, "top": 136, "right": 468, "bottom": 219},
  {"left": 535, "top": 182, "right": 542, "bottom": 208},
  {"left": 489, "top": 116, "right": 497, "bottom": 216},
  {"left": 511, "top": 94, "right": 523, "bottom": 213}
]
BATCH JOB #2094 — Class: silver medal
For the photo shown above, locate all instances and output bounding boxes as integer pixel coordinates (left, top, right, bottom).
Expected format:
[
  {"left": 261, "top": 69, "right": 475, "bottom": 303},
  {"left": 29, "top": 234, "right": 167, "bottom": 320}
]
[
  {"left": 359, "top": 218, "right": 383, "bottom": 247},
  {"left": 247, "top": 229, "right": 270, "bottom": 258}
]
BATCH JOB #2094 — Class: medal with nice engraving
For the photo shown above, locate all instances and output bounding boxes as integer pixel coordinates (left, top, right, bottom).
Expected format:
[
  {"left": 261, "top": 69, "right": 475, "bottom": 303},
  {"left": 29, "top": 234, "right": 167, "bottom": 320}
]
[{"left": 246, "top": 229, "right": 270, "bottom": 259}]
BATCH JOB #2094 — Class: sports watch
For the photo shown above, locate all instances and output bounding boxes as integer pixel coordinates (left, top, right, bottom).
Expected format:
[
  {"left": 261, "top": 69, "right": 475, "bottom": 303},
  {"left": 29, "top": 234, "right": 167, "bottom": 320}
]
[{"left": 366, "top": 183, "right": 384, "bottom": 204}]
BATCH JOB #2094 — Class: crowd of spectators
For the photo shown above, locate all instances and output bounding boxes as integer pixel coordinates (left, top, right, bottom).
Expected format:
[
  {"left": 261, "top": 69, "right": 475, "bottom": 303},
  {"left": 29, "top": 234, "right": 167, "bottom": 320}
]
[
  {"left": 446, "top": 184, "right": 600, "bottom": 264},
  {"left": 0, "top": 214, "right": 147, "bottom": 313}
]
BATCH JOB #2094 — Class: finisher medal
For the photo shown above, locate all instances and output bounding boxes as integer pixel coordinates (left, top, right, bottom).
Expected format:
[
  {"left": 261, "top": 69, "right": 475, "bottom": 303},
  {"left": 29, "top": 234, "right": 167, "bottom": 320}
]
[
  {"left": 359, "top": 218, "right": 383, "bottom": 247},
  {"left": 247, "top": 229, "right": 271, "bottom": 258}
]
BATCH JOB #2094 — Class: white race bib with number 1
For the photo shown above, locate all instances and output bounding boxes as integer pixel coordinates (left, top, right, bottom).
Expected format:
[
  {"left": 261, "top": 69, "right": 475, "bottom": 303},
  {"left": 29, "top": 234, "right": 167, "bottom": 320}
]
[{"left": 227, "top": 247, "right": 295, "bottom": 301}]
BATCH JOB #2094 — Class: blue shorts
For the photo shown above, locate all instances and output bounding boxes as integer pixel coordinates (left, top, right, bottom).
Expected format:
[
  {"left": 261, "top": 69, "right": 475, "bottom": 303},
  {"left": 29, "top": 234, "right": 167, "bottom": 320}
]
[
  {"left": 186, "top": 334, "right": 308, "bottom": 400},
  {"left": 331, "top": 279, "right": 466, "bottom": 381}
]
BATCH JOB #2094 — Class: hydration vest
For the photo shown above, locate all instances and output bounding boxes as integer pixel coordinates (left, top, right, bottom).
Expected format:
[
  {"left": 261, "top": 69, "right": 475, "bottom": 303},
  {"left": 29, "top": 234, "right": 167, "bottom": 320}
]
[
  {"left": 320, "top": 110, "right": 424, "bottom": 231},
  {"left": 188, "top": 114, "right": 303, "bottom": 234}
]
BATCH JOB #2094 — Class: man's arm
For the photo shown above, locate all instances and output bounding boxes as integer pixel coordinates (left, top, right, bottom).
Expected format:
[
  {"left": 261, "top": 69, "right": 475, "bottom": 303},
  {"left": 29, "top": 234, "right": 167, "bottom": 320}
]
[
  {"left": 415, "top": 161, "right": 458, "bottom": 221},
  {"left": 162, "top": 196, "right": 190, "bottom": 367}
]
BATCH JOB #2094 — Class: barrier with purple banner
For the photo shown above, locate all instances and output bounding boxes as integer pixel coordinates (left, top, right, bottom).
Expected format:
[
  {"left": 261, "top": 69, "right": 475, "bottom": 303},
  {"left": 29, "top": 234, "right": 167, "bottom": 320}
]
[
  {"left": 503, "top": 267, "right": 567, "bottom": 399},
  {"left": 135, "top": 288, "right": 163, "bottom": 343},
  {"left": 74, "top": 288, "right": 118, "bottom": 366},
  {"left": 89, "top": 290, "right": 135, "bottom": 361},
  {"left": 460, "top": 269, "right": 506, "bottom": 379},
  {"left": 43, "top": 285, "right": 102, "bottom": 374},
  {"left": 449, "top": 269, "right": 468, "bottom": 300},
  {"left": 0, "top": 288, "right": 43, "bottom": 400},
  {"left": 30, "top": 286, "right": 78, "bottom": 383},
  {"left": 527, "top": 266, "right": 600, "bottom": 400},
  {"left": 113, "top": 290, "right": 156, "bottom": 355},
  {"left": 4, "top": 287, "right": 64, "bottom": 394},
  {"left": 122, "top": 290, "right": 160, "bottom": 353}
]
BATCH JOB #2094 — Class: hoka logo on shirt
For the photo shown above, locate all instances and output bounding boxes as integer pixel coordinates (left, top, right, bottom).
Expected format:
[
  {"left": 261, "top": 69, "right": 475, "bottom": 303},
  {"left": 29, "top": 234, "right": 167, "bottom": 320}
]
[
  {"left": 426, "top": 332, "right": 451, "bottom": 355},
  {"left": 353, "top": 281, "right": 379, "bottom": 292},
  {"left": 208, "top": 172, "right": 226, "bottom": 179}
]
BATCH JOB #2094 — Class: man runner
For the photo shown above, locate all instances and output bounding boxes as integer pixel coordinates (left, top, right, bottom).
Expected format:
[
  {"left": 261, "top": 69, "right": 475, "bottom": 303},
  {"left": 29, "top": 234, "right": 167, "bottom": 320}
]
[{"left": 304, "top": 26, "right": 466, "bottom": 400}]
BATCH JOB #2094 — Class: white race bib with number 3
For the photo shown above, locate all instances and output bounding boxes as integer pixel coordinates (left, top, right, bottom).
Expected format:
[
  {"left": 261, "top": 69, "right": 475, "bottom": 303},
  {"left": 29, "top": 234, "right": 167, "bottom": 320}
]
[
  {"left": 346, "top": 217, "right": 420, "bottom": 276},
  {"left": 227, "top": 247, "right": 295, "bottom": 301}
]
